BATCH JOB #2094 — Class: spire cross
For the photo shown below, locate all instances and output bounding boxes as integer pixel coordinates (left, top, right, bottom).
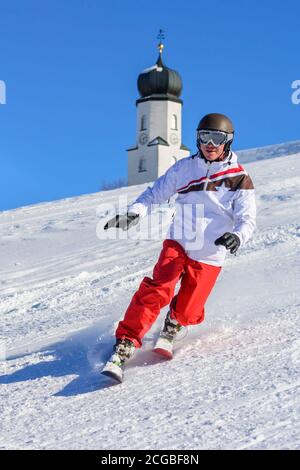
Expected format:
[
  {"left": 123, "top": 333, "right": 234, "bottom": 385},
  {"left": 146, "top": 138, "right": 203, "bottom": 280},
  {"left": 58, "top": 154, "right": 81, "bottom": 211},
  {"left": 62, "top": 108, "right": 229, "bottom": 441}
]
[{"left": 157, "top": 29, "right": 165, "bottom": 54}]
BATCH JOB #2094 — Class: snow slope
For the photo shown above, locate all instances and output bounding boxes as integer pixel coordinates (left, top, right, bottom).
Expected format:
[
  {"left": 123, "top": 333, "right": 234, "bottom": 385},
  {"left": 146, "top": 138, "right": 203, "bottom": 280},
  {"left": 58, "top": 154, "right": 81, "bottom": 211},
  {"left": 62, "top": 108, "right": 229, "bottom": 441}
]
[
  {"left": 0, "top": 147, "right": 300, "bottom": 450},
  {"left": 237, "top": 139, "right": 300, "bottom": 164}
]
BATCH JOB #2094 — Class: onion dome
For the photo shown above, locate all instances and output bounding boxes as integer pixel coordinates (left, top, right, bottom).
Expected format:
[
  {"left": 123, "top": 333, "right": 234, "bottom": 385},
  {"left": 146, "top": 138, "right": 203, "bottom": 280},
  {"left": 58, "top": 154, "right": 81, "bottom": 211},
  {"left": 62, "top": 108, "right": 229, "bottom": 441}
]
[{"left": 137, "top": 46, "right": 183, "bottom": 104}]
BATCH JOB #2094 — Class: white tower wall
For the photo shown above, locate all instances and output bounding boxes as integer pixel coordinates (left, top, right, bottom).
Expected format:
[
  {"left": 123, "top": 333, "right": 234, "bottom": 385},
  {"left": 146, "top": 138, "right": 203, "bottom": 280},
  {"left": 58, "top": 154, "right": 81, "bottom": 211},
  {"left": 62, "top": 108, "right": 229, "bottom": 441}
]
[{"left": 128, "top": 99, "right": 190, "bottom": 185}]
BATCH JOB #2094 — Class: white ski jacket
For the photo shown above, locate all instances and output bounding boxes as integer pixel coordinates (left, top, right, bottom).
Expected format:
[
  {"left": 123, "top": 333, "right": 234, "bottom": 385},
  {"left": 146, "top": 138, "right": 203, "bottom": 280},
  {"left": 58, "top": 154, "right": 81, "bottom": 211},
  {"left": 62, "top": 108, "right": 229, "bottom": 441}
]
[{"left": 128, "top": 151, "right": 256, "bottom": 266}]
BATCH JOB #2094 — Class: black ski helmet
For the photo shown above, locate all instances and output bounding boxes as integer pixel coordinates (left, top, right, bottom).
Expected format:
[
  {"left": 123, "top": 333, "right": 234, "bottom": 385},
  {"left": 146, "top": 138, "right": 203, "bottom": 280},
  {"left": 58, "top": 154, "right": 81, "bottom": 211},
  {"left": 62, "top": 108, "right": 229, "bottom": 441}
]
[{"left": 197, "top": 113, "right": 234, "bottom": 157}]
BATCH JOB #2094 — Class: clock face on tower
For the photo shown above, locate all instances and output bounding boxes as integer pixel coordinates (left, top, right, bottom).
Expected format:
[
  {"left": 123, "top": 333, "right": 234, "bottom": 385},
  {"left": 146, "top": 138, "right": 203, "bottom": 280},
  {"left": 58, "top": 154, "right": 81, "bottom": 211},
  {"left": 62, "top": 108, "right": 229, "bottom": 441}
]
[
  {"left": 170, "top": 133, "right": 179, "bottom": 145},
  {"left": 139, "top": 132, "right": 148, "bottom": 145}
]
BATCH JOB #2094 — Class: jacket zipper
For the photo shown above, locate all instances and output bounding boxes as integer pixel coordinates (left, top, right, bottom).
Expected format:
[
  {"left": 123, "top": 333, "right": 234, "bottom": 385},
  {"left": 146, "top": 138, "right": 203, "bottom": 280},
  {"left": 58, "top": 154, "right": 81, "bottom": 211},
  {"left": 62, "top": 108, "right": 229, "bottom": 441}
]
[{"left": 203, "top": 162, "right": 212, "bottom": 191}]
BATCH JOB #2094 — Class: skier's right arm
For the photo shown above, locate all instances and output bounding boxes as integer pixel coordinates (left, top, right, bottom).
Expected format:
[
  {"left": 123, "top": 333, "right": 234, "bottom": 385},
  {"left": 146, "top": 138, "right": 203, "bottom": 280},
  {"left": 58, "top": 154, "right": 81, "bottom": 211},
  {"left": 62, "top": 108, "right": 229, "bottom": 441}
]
[
  {"left": 104, "top": 161, "right": 181, "bottom": 230},
  {"left": 127, "top": 161, "right": 180, "bottom": 218}
]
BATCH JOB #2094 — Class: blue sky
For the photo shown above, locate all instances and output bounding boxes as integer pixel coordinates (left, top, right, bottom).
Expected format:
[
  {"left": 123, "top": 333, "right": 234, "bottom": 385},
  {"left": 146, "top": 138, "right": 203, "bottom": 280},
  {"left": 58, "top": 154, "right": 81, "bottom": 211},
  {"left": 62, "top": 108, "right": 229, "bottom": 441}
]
[{"left": 0, "top": 0, "right": 299, "bottom": 211}]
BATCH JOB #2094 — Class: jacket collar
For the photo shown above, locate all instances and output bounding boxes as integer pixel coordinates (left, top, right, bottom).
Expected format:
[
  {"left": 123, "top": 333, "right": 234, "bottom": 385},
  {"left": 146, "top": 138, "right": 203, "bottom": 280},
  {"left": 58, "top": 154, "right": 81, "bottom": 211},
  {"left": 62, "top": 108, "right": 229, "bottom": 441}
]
[{"left": 197, "top": 151, "right": 237, "bottom": 168}]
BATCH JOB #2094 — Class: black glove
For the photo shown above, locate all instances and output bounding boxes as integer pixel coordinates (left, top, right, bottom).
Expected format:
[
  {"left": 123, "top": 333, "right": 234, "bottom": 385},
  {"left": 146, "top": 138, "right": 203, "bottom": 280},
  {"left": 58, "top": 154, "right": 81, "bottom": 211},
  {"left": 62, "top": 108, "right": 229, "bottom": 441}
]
[
  {"left": 215, "top": 232, "right": 241, "bottom": 254},
  {"left": 104, "top": 212, "right": 139, "bottom": 231}
]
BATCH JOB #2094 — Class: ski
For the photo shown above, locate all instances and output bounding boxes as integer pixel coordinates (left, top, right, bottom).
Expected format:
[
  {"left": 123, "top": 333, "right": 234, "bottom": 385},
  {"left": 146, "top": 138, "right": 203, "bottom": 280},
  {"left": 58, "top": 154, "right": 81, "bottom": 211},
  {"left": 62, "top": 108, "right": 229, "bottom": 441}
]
[
  {"left": 153, "top": 336, "right": 174, "bottom": 359},
  {"left": 101, "top": 360, "right": 124, "bottom": 383}
]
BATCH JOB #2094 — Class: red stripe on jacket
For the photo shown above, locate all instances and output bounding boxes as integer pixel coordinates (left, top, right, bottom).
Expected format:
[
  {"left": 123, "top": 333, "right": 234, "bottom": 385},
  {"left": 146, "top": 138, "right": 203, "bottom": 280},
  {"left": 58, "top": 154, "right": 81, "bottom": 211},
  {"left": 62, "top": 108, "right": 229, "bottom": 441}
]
[{"left": 177, "top": 165, "right": 245, "bottom": 192}]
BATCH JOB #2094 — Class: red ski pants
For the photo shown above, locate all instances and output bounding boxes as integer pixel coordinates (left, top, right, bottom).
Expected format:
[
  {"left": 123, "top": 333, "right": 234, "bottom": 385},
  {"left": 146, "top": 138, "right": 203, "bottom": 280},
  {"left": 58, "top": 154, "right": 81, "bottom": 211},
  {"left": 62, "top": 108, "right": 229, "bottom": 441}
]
[{"left": 116, "top": 239, "right": 222, "bottom": 347}]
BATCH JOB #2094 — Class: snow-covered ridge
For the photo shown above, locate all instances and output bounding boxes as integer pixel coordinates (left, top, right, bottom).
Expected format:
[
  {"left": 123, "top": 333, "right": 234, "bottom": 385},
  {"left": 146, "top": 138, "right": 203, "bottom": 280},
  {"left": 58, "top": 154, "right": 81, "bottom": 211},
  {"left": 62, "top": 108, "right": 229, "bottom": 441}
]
[
  {"left": 237, "top": 139, "right": 300, "bottom": 164},
  {"left": 1, "top": 140, "right": 299, "bottom": 217},
  {"left": 0, "top": 146, "right": 299, "bottom": 450}
]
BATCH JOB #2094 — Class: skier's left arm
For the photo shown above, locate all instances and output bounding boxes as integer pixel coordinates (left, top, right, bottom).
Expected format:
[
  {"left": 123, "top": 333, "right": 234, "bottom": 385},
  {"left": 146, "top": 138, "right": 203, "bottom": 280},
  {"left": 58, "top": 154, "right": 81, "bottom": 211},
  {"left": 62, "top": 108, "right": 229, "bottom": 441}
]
[{"left": 232, "top": 175, "right": 256, "bottom": 247}]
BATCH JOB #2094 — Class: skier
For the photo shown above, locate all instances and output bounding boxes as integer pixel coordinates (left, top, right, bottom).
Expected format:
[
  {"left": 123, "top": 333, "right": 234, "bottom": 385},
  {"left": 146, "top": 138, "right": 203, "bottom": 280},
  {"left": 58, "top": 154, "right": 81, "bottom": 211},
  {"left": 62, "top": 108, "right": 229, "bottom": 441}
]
[{"left": 102, "top": 113, "right": 256, "bottom": 382}]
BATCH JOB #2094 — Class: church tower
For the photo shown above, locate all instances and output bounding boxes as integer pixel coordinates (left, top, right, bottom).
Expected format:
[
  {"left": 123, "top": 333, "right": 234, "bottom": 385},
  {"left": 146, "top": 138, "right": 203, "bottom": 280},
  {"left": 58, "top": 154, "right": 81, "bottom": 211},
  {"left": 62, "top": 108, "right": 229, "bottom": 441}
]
[{"left": 127, "top": 38, "right": 190, "bottom": 186}]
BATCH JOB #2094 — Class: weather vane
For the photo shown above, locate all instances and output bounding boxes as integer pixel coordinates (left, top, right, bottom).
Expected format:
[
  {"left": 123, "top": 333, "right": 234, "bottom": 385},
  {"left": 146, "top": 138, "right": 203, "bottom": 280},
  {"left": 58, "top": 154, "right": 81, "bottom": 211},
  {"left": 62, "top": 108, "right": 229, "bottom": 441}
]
[{"left": 157, "top": 29, "right": 165, "bottom": 54}]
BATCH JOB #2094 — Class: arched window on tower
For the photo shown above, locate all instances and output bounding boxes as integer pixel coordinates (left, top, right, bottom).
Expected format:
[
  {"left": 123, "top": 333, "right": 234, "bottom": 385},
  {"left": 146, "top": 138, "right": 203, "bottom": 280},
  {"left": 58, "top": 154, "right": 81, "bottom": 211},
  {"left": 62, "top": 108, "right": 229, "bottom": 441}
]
[
  {"left": 171, "top": 114, "right": 178, "bottom": 130},
  {"left": 138, "top": 157, "right": 147, "bottom": 173},
  {"left": 140, "top": 115, "right": 147, "bottom": 131}
]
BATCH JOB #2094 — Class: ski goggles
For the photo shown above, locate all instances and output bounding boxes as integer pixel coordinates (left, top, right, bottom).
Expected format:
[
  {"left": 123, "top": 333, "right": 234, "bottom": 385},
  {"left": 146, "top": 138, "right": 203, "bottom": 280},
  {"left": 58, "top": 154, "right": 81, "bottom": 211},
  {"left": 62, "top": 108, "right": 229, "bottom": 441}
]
[{"left": 197, "top": 129, "right": 234, "bottom": 147}]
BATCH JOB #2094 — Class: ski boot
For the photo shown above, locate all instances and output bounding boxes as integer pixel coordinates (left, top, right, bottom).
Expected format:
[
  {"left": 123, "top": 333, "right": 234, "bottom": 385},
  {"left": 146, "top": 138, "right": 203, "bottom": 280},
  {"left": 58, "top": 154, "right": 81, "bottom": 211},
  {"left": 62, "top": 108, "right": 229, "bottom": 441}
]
[
  {"left": 153, "top": 311, "right": 183, "bottom": 359},
  {"left": 102, "top": 338, "right": 135, "bottom": 383}
]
